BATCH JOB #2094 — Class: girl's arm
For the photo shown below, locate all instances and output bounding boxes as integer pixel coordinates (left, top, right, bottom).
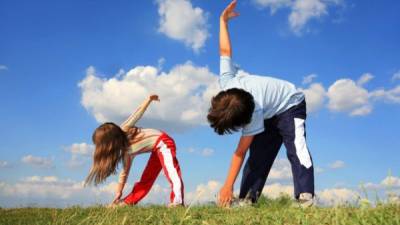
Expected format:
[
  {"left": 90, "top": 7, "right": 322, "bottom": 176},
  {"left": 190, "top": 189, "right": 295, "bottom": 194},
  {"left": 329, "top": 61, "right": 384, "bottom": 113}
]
[
  {"left": 120, "top": 95, "right": 159, "bottom": 131},
  {"left": 220, "top": 0, "right": 239, "bottom": 57},
  {"left": 112, "top": 154, "right": 133, "bottom": 204},
  {"left": 218, "top": 135, "right": 254, "bottom": 207}
]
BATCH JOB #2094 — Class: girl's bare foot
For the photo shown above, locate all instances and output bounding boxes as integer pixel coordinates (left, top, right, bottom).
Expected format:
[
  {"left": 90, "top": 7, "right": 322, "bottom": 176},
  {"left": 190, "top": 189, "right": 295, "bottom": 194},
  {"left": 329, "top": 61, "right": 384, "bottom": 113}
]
[
  {"left": 108, "top": 200, "right": 128, "bottom": 208},
  {"left": 168, "top": 203, "right": 184, "bottom": 208}
]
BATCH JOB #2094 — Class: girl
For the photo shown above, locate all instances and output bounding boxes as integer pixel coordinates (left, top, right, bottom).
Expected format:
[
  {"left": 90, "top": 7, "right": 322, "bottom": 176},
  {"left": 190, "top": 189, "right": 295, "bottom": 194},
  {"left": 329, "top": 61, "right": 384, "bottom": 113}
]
[{"left": 85, "top": 95, "right": 184, "bottom": 206}]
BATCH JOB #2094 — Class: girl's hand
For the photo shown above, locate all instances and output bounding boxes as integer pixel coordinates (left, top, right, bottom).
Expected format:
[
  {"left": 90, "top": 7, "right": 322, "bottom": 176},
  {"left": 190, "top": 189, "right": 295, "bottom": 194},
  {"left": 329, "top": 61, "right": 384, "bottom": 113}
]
[
  {"left": 149, "top": 94, "right": 160, "bottom": 102},
  {"left": 218, "top": 185, "right": 233, "bottom": 207},
  {"left": 221, "top": 0, "right": 239, "bottom": 22},
  {"left": 112, "top": 191, "right": 123, "bottom": 204}
]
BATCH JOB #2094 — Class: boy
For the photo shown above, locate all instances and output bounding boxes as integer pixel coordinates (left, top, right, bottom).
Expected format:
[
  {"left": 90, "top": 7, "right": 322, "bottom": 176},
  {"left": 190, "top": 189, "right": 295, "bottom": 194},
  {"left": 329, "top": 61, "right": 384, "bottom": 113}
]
[{"left": 207, "top": 0, "right": 314, "bottom": 207}]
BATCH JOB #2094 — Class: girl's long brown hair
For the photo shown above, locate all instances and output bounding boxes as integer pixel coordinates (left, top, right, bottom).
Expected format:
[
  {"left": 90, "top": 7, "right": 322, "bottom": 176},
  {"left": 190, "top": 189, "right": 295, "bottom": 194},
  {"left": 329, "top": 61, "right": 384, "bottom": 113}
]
[{"left": 85, "top": 122, "right": 139, "bottom": 186}]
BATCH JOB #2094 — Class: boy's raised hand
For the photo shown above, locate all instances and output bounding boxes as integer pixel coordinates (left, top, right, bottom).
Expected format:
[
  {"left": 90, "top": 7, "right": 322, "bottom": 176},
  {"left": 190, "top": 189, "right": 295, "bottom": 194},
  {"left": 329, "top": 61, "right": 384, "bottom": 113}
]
[
  {"left": 221, "top": 0, "right": 239, "bottom": 22},
  {"left": 149, "top": 94, "right": 160, "bottom": 102}
]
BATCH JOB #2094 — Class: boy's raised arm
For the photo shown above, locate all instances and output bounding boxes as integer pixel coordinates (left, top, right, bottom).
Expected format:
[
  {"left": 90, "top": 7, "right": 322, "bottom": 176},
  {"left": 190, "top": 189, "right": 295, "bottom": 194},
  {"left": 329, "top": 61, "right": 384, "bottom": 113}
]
[
  {"left": 120, "top": 95, "right": 159, "bottom": 131},
  {"left": 220, "top": 0, "right": 239, "bottom": 57},
  {"left": 219, "top": 0, "right": 240, "bottom": 88}
]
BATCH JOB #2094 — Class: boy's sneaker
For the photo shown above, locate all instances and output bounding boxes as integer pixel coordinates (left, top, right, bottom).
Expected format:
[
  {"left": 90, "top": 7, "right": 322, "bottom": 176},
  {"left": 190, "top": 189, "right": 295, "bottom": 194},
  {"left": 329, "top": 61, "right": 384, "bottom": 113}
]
[
  {"left": 230, "top": 197, "right": 253, "bottom": 208},
  {"left": 292, "top": 193, "right": 314, "bottom": 208}
]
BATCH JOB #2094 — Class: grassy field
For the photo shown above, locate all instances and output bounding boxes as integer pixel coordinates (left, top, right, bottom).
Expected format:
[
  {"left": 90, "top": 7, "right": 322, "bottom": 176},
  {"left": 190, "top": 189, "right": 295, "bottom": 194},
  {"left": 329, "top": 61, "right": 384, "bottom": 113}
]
[{"left": 1, "top": 197, "right": 399, "bottom": 225}]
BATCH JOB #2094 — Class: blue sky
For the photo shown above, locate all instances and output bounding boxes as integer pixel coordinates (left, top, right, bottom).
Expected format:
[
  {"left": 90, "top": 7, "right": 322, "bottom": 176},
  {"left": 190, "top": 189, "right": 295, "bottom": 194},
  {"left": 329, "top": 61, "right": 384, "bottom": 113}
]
[{"left": 0, "top": 0, "right": 400, "bottom": 207}]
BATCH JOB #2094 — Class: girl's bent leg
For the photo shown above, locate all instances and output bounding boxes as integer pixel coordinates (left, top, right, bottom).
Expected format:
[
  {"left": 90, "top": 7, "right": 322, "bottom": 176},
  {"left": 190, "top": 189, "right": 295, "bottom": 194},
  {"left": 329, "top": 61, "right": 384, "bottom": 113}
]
[
  {"left": 124, "top": 151, "right": 162, "bottom": 205},
  {"left": 156, "top": 137, "right": 184, "bottom": 205}
]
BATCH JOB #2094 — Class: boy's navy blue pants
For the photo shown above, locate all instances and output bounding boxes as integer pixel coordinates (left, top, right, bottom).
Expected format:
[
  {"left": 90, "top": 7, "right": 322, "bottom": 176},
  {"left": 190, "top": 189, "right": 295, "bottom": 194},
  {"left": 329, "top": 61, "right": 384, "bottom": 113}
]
[{"left": 239, "top": 100, "right": 314, "bottom": 202}]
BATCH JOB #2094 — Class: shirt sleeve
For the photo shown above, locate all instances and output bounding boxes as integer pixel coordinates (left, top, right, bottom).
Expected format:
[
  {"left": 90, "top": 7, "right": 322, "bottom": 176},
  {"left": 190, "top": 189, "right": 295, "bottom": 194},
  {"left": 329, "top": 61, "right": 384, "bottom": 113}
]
[
  {"left": 242, "top": 109, "right": 265, "bottom": 136},
  {"left": 219, "top": 56, "right": 239, "bottom": 89}
]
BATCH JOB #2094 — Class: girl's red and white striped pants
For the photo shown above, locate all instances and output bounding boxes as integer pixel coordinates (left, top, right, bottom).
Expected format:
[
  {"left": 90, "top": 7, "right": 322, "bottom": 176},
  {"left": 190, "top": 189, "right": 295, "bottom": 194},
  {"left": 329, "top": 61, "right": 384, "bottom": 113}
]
[{"left": 124, "top": 133, "right": 184, "bottom": 205}]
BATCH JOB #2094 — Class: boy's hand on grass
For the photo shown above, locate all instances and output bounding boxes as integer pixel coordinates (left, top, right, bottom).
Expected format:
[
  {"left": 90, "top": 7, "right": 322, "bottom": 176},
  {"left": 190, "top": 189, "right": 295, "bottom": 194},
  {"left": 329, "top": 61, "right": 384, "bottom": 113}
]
[
  {"left": 218, "top": 185, "right": 233, "bottom": 207},
  {"left": 221, "top": 0, "right": 239, "bottom": 22}
]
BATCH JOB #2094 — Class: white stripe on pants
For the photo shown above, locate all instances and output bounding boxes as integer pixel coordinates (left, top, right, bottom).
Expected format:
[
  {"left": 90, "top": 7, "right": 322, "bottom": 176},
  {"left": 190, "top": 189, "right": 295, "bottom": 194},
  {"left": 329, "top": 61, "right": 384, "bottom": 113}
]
[{"left": 157, "top": 141, "right": 183, "bottom": 204}]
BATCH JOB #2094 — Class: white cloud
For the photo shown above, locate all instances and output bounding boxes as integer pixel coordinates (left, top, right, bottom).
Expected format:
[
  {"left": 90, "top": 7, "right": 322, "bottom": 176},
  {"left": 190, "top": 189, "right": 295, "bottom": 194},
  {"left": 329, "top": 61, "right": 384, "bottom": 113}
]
[
  {"left": 392, "top": 70, "right": 400, "bottom": 82},
  {"left": 381, "top": 176, "right": 400, "bottom": 188},
  {"left": 262, "top": 183, "right": 364, "bottom": 206},
  {"left": 327, "top": 78, "right": 371, "bottom": 116},
  {"left": 326, "top": 73, "right": 400, "bottom": 115},
  {"left": 2, "top": 175, "right": 396, "bottom": 207},
  {"left": 0, "top": 176, "right": 124, "bottom": 207},
  {"left": 362, "top": 176, "right": 400, "bottom": 204},
  {"left": 300, "top": 83, "right": 326, "bottom": 113},
  {"left": 64, "top": 143, "right": 94, "bottom": 156},
  {"left": 315, "top": 167, "right": 325, "bottom": 173},
  {"left": 186, "top": 180, "right": 221, "bottom": 204},
  {"left": 289, "top": 0, "right": 328, "bottom": 34},
  {"left": 201, "top": 148, "right": 214, "bottom": 157},
  {"left": 328, "top": 160, "right": 345, "bottom": 169},
  {"left": 262, "top": 183, "right": 362, "bottom": 206},
  {"left": 0, "top": 160, "right": 10, "bottom": 168},
  {"left": 0, "top": 175, "right": 176, "bottom": 207},
  {"left": 317, "top": 188, "right": 359, "bottom": 205},
  {"left": 258, "top": 71, "right": 396, "bottom": 117},
  {"left": 301, "top": 73, "right": 400, "bottom": 116},
  {"left": 302, "top": 73, "right": 318, "bottom": 84},
  {"left": 364, "top": 175, "right": 400, "bottom": 190},
  {"left": 63, "top": 143, "right": 94, "bottom": 168},
  {"left": 363, "top": 182, "right": 380, "bottom": 190},
  {"left": 21, "top": 155, "right": 53, "bottom": 168},
  {"left": 349, "top": 105, "right": 372, "bottom": 116},
  {"left": 0, "top": 177, "right": 221, "bottom": 207},
  {"left": 186, "top": 148, "right": 196, "bottom": 153},
  {"left": 370, "top": 86, "right": 400, "bottom": 104},
  {"left": 22, "top": 176, "right": 59, "bottom": 183},
  {"left": 67, "top": 155, "right": 88, "bottom": 168},
  {"left": 262, "top": 183, "right": 294, "bottom": 198},
  {"left": 186, "top": 147, "right": 215, "bottom": 157},
  {"left": 157, "top": 0, "right": 209, "bottom": 52},
  {"left": 141, "top": 183, "right": 170, "bottom": 204},
  {"left": 254, "top": 0, "right": 342, "bottom": 34},
  {"left": 253, "top": 0, "right": 292, "bottom": 13},
  {"left": 79, "top": 63, "right": 219, "bottom": 133},
  {"left": 268, "top": 158, "right": 292, "bottom": 180},
  {"left": 157, "top": 57, "right": 166, "bottom": 70},
  {"left": 80, "top": 63, "right": 400, "bottom": 133},
  {"left": 0, "top": 65, "right": 8, "bottom": 71},
  {"left": 357, "top": 73, "right": 374, "bottom": 86}
]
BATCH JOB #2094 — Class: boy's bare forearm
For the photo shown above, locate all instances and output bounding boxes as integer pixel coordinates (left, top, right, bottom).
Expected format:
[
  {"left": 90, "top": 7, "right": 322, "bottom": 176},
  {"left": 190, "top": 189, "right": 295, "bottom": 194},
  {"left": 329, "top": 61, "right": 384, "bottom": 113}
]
[
  {"left": 220, "top": 19, "right": 232, "bottom": 57},
  {"left": 223, "top": 135, "right": 253, "bottom": 188},
  {"left": 224, "top": 152, "right": 245, "bottom": 188}
]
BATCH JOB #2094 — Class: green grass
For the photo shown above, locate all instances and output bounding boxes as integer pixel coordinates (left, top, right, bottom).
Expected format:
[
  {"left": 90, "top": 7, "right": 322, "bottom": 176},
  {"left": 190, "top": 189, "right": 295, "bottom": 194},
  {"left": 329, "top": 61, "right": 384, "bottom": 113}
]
[{"left": 1, "top": 197, "right": 399, "bottom": 225}]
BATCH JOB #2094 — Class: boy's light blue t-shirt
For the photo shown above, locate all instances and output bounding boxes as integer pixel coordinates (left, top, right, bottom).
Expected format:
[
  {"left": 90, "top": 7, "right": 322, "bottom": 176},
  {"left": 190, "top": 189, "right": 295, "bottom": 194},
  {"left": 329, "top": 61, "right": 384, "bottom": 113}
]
[{"left": 219, "top": 56, "right": 305, "bottom": 136}]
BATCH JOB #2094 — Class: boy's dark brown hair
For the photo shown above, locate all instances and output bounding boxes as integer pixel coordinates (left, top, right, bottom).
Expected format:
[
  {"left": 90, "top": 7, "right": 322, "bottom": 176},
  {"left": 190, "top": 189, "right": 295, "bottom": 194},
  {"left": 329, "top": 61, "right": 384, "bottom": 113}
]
[
  {"left": 207, "top": 88, "right": 255, "bottom": 135},
  {"left": 85, "top": 122, "right": 139, "bottom": 186}
]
